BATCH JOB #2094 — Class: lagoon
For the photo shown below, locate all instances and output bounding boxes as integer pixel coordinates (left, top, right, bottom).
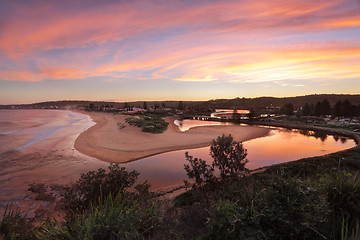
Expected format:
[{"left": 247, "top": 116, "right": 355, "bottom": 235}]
[{"left": 124, "top": 119, "right": 356, "bottom": 189}]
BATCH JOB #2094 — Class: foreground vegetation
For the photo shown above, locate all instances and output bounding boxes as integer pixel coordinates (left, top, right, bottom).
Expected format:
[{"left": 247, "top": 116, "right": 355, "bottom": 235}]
[{"left": 1, "top": 134, "right": 360, "bottom": 239}]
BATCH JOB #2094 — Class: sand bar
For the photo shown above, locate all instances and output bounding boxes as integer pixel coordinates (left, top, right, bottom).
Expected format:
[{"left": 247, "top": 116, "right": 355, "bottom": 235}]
[{"left": 75, "top": 111, "right": 271, "bottom": 162}]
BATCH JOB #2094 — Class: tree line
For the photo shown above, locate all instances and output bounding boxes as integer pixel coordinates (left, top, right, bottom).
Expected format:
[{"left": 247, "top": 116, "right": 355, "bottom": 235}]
[{"left": 281, "top": 99, "right": 360, "bottom": 117}]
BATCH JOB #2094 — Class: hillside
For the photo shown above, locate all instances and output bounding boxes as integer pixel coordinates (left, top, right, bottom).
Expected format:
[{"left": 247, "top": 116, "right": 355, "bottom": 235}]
[
  {"left": 204, "top": 94, "right": 360, "bottom": 110},
  {"left": 1, "top": 94, "right": 359, "bottom": 110}
]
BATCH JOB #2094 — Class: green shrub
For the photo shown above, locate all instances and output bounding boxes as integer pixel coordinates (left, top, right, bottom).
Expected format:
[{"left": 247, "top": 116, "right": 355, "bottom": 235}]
[
  {"left": 0, "top": 206, "right": 35, "bottom": 240},
  {"left": 62, "top": 164, "right": 139, "bottom": 214},
  {"left": 247, "top": 176, "right": 327, "bottom": 239},
  {"left": 36, "top": 191, "right": 161, "bottom": 240},
  {"left": 203, "top": 175, "right": 328, "bottom": 239},
  {"left": 126, "top": 116, "right": 168, "bottom": 133},
  {"left": 210, "top": 134, "right": 249, "bottom": 181},
  {"left": 205, "top": 200, "right": 240, "bottom": 240}
]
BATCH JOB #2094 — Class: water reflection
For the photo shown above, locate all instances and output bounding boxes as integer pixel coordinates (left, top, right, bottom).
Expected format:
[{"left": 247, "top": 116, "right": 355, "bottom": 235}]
[
  {"left": 124, "top": 124, "right": 356, "bottom": 190},
  {"left": 174, "top": 119, "right": 236, "bottom": 132},
  {"left": 289, "top": 128, "right": 333, "bottom": 142}
]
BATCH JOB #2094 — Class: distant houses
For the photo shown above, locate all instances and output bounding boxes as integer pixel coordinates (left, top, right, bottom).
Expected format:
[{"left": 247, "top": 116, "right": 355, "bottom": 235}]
[
  {"left": 83, "top": 99, "right": 360, "bottom": 128},
  {"left": 210, "top": 109, "right": 250, "bottom": 119}
]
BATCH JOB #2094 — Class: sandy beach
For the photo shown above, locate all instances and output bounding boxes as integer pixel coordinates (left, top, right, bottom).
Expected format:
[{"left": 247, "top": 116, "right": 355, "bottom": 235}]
[{"left": 75, "top": 111, "right": 271, "bottom": 163}]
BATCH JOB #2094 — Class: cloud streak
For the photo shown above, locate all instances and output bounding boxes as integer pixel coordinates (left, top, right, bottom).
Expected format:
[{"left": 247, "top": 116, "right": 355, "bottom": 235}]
[
  {"left": 1, "top": 0, "right": 359, "bottom": 55},
  {"left": 0, "top": 0, "right": 359, "bottom": 103}
]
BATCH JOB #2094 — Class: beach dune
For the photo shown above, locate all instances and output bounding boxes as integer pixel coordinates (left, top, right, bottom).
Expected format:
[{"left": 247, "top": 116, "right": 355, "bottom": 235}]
[{"left": 75, "top": 111, "right": 271, "bottom": 163}]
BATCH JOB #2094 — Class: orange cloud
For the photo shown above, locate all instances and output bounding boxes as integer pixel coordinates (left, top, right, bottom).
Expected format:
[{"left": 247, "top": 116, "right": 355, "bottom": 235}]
[
  {"left": 39, "top": 67, "right": 88, "bottom": 79},
  {"left": 171, "top": 43, "right": 360, "bottom": 83}
]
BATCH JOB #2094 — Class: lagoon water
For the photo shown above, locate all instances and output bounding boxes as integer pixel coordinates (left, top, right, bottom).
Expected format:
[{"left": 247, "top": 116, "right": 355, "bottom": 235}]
[{"left": 125, "top": 119, "right": 356, "bottom": 189}]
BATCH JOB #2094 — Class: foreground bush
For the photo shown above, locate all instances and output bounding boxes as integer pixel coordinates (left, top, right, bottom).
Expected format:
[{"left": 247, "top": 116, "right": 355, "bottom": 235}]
[
  {"left": 62, "top": 164, "right": 139, "bottom": 214},
  {"left": 0, "top": 206, "right": 35, "bottom": 240},
  {"left": 36, "top": 191, "right": 161, "bottom": 240}
]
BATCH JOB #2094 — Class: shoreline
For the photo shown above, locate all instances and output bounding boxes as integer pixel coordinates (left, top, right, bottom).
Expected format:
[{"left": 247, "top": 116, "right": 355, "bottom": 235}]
[
  {"left": 74, "top": 111, "right": 271, "bottom": 163},
  {"left": 244, "top": 120, "right": 360, "bottom": 144}
]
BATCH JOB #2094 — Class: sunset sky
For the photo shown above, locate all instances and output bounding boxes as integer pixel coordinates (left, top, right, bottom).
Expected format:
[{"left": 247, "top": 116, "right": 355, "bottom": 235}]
[{"left": 1, "top": 0, "right": 360, "bottom": 104}]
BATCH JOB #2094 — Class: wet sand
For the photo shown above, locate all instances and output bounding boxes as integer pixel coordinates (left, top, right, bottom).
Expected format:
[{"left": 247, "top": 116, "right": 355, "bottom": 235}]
[
  {"left": 74, "top": 111, "right": 271, "bottom": 163},
  {"left": 0, "top": 110, "right": 108, "bottom": 219}
]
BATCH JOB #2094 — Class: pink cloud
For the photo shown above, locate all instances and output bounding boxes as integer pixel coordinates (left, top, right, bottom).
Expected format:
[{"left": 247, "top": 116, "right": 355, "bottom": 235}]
[
  {"left": 0, "top": 67, "right": 89, "bottom": 82},
  {"left": 1, "top": 0, "right": 359, "bottom": 58}
]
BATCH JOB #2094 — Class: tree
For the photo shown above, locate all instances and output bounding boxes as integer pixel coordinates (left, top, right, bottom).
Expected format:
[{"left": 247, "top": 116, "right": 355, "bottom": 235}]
[
  {"left": 161, "top": 102, "right": 166, "bottom": 109},
  {"left": 232, "top": 109, "right": 240, "bottom": 120},
  {"left": 178, "top": 101, "right": 185, "bottom": 110},
  {"left": 143, "top": 102, "right": 148, "bottom": 110},
  {"left": 332, "top": 100, "right": 356, "bottom": 117},
  {"left": 280, "top": 103, "right": 294, "bottom": 116},
  {"left": 315, "top": 99, "right": 331, "bottom": 116},
  {"left": 310, "top": 103, "right": 315, "bottom": 115},
  {"left": 333, "top": 100, "right": 342, "bottom": 117},
  {"left": 342, "top": 99, "right": 353, "bottom": 117},
  {"left": 248, "top": 108, "right": 255, "bottom": 120},
  {"left": 302, "top": 103, "right": 311, "bottom": 116},
  {"left": 210, "top": 134, "right": 249, "bottom": 181},
  {"left": 322, "top": 99, "right": 331, "bottom": 115},
  {"left": 315, "top": 101, "right": 322, "bottom": 116}
]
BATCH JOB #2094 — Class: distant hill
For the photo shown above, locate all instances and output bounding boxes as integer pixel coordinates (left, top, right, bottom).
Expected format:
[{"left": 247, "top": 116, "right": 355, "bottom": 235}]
[
  {"left": 203, "top": 94, "right": 360, "bottom": 110},
  {"left": 1, "top": 94, "right": 359, "bottom": 110},
  {"left": 0, "top": 100, "right": 201, "bottom": 109}
]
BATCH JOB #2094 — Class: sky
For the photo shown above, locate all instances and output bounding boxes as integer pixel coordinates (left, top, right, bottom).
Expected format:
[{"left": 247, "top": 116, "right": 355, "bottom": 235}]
[{"left": 0, "top": 0, "right": 360, "bottom": 104}]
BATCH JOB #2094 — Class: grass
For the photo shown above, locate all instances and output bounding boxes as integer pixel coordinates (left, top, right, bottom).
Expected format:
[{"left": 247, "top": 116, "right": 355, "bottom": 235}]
[{"left": 0, "top": 206, "right": 35, "bottom": 239}]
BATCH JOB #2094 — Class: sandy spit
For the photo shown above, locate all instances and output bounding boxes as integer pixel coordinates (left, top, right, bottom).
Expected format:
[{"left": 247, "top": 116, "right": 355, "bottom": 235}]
[{"left": 74, "top": 111, "right": 271, "bottom": 163}]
